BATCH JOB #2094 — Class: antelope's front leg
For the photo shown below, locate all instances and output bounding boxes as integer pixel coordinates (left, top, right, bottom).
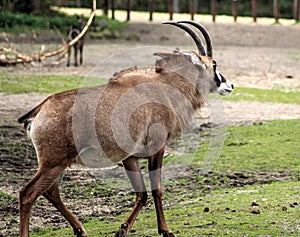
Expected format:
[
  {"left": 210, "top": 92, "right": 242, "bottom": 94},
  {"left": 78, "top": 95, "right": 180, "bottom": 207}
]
[
  {"left": 79, "top": 44, "right": 83, "bottom": 65},
  {"left": 74, "top": 45, "right": 78, "bottom": 66},
  {"left": 43, "top": 181, "right": 87, "bottom": 237},
  {"left": 115, "top": 156, "right": 148, "bottom": 236},
  {"left": 149, "top": 148, "right": 175, "bottom": 237},
  {"left": 66, "top": 47, "right": 71, "bottom": 67}
]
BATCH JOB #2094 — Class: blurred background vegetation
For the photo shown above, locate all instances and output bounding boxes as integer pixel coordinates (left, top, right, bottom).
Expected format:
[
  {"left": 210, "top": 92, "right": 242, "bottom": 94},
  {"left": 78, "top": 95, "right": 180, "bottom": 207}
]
[
  {"left": 0, "top": 0, "right": 296, "bottom": 18},
  {"left": 0, "top": 0, "right": 297, "bottom": 33}
]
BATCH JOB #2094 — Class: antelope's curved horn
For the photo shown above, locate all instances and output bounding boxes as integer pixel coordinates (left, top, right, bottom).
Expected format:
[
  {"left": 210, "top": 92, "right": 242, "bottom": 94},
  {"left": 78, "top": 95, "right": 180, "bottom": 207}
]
[
  {"left": 178, "top": 21, "right": 213, "bottom": 58},
  {"left": 163, "top": 21, "right": 206, "bottom": 56}
]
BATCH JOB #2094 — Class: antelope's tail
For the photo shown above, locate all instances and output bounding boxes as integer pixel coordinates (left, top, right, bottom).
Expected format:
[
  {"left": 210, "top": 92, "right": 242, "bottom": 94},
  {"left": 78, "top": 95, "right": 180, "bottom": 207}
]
[{"left": 18, "top": 103, "right": 43, "bottom": 125}]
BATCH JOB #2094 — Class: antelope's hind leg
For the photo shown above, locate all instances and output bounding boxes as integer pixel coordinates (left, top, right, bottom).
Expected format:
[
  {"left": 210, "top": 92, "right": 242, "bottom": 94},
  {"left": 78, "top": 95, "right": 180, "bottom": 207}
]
[
  {"left": 79, "top": 44, "right": 83, "bottom": 65},
  {"left": 115, "top": 157, "right": 148, "bottom": 237},
  {"left": 19, "top": 164, "right": 68, "bottom": 237},
  {"left": 74, "top": 45, "right": 78, "bottom": 66},
  {"left": 43, "top": 180, "right": 87, "bottom": 237},
  {"left": 67, "top": 47, "right": 71, "bottom": 67}
]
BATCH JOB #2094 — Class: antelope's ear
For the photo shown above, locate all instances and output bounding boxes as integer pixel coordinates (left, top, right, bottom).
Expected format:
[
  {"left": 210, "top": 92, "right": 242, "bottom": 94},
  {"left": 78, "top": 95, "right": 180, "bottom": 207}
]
[
  {"left": 153, "top": 51, "right": 174, "bottom": 59},
  {"left": 179, "top": 51, "right": 202, "bottom": 66}
]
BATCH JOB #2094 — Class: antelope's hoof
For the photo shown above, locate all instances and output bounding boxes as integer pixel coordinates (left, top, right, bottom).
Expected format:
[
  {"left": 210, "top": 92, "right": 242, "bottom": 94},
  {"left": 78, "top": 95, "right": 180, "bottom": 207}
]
[
  {"left": 161, "top": 231, "right": 176, "bottom": 237},
  {"left": 74, "top": 228, "right": 86, "bottom": 237},
  {"left": 114, "top": 228, "right": 126, "bottom": 237},
  {"left": 114, "top": 223, "right": 127, "bottom": 237}
]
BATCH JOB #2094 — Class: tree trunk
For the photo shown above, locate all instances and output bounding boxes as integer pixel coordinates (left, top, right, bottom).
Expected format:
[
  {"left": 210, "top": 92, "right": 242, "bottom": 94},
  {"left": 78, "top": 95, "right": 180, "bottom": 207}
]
[
  {"left": 174, "top": 0, "right": 180, "bottom": 13},
  {"left": 31, "top": 0, "right": 40, "bottom": 14}
]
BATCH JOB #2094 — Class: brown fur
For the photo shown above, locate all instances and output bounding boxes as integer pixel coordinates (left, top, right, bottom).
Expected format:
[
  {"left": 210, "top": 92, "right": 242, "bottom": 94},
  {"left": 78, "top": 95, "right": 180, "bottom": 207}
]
[{"left": 18, "top": 51, "right": 218, "bottom": 237}]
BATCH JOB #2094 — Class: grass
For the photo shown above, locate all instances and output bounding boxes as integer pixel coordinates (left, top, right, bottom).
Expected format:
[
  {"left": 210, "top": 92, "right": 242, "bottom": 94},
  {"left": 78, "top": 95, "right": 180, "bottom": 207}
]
[
  {"left": 164, "top": 119, "right": 300, "bottom": 192},
  {"left": 166, "top": 181, "right": 300, "bottom": 237},
  {"left": 221, "top": 87, "right": 300, "bottom": 104},
  {"left": 30, "top": 180, "right": 300, "bottom": 237},
  {"left": 26, "top": 119, "right": 300, "bottom": 237},
  {"left": 192, "top": 119, "right": 300, "bottom": 174},
  {"left": 0, "top": 72, "right": 108, "bottom": 94},
  {"left": 0, "top": 72, "right": 82, "bottom": 94}
]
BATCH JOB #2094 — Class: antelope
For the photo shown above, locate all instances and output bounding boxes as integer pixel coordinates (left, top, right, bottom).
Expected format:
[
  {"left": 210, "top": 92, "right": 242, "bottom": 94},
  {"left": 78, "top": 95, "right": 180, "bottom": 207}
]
[
  {"left": 18, "top": 21, "right": 233, "bottom": 237},
  {"left": 66, "top": 18, "right": 86, "bottom": 67}
]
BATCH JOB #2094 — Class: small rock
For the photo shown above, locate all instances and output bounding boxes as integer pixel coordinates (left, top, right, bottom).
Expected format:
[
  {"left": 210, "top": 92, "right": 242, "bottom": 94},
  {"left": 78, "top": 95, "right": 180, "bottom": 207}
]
[
  {"left": 203, "top": 207, "right": 209, "bottom": 212},
  {"left": 250, "top": 207, "right": 260, "bottom": 214},
  {"left": 160, "top": 36, "right": 169, "bottom": 41},
  {"left": 251, "top": 201, "right": 260, "bottom": 207},
  {"left": 32, "top": 226, "right": 41, "bottom": 233}
]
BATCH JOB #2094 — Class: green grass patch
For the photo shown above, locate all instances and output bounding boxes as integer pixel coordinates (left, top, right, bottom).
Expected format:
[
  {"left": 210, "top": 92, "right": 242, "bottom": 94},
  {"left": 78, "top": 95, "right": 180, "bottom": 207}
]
[
  {"left": 0, "top": 72, "right": 108, "bottom": 94},
  {"left": 166, "top": 181, "right": 300, "bottom": 237},
  {"left": 220, "top": 87, "right": 300, "bottom": 104},
  {"left": 193, "top": 119, "right": 300, "bottom": 174},
  {"left": 30, "top": 181, "right": 300, "bottom": 237},
  {"left": 0, "top": 191, "right": 17, "bottom": 207}
]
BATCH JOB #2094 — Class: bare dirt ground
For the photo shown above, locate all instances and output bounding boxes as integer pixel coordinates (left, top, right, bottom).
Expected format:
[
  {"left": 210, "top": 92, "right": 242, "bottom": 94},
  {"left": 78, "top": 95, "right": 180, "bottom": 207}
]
[{"left": 0, "top": 22, "right": 300, "bottom": 236}]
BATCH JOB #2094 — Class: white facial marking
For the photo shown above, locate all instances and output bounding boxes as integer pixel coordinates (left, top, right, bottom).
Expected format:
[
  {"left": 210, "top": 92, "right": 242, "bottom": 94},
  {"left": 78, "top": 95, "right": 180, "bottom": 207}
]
[
  {"left": 218, "top": 78, "right": 234, "bottom": 96},
  {"left": 215, "top": 69, "right": 222, "bottom": 82}
]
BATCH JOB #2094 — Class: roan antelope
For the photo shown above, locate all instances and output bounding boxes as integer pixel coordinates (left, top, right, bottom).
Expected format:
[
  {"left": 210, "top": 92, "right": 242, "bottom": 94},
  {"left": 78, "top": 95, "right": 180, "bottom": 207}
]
[
  {"left": 66, "top": 18, "right": 86, "bottom": 67},
  {"left": 18, "top": 21, "right": 233, "bottom": 237}
]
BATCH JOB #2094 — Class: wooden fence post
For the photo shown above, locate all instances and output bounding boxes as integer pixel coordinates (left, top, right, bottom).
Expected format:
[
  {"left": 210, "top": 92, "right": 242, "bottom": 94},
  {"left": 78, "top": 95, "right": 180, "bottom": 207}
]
[
  {"left": 126, "top": 0, "right": 131, "bottom": 21},
  {"left": 273, "top": 0, "right": 279, "bottom": 23},
  {"left": 111, "top": 0, "right": 115, "bottom": 19},
  {"left": 149, "top": 0, "right": 154, "bottom": 21},
  {"left": 190, "top": 0, "right": 195, "bottom": 20},
  {"left": 103, "top": 0, "right": 109, "bottom": 15},
  {"left": 232, "top": 0, "right": 238, "bottom": 22},
  {"left": 169, "top": 0, "right": 174, "bottom": 20},
  {"left": 251, "top": 0, "right": 257, "bottom": 22},
  {"left": 211, "top": 0, "right": 216, "bottom": 22},
  {"left": 294, "top": 0, "right": 300, "bottom": 21}
]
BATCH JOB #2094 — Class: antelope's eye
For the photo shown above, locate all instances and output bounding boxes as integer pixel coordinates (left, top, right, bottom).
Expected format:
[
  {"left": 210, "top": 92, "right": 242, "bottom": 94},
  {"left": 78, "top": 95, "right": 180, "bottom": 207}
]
[{"left": 212, "top": 60, "right": 217, "bottom": 70}]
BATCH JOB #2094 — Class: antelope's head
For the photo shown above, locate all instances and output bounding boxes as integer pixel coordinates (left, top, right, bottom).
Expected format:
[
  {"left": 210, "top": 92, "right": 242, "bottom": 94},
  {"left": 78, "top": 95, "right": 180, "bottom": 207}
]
[{"left": 156, "top": 21, "right": 234, "bottom": 96}]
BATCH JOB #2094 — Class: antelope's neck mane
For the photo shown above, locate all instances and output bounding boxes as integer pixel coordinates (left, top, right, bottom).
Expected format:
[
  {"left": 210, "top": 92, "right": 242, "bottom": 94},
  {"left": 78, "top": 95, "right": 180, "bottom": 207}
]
[{"left": 109, "top": 64, "right": 205, "bottom": 112}]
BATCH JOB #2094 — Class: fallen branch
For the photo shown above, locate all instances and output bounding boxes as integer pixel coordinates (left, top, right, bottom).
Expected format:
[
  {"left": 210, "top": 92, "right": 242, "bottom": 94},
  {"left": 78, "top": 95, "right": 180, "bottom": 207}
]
[{"left": 0, "top": 0, "right": 96, "bottom": 65}]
